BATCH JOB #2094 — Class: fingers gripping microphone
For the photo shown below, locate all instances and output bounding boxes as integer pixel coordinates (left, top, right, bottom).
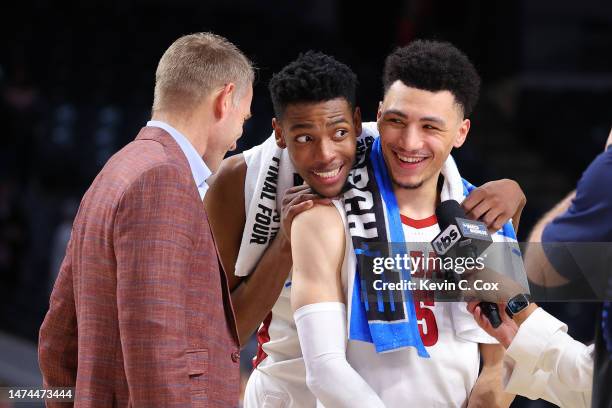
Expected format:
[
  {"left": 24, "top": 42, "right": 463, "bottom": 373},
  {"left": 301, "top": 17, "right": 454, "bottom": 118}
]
[{"left": 431, "top": 200, "right": 502, "bottom": 328}]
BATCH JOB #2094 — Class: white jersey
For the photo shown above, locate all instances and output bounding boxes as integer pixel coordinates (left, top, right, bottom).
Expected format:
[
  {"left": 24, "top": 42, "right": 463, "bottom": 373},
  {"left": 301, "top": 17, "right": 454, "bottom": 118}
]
[
  {"left": 245, "top": 202, "right": 493, "bottom": 408},
  {"left": 340, "top": 206, "right": 489, "bottom": 408}
]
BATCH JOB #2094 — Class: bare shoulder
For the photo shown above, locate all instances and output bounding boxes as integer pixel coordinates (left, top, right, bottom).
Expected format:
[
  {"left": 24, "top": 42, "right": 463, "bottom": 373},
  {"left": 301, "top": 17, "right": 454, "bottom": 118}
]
[
  {"left": 290, "top": 203, "right": 346, "bottom": 307},
  {"left": 204, "top": 154, "right": 246, "bottom": 217},
  {"left": 292, "top": 204, "right": 343, "bottom": 237},
  {"left": 291, "top": 203, "right": 345, "bottom": 257},
  {"left": 204, "top": 154, "right": 247, "bottom": 283},
  {"left": 206, "top": 153, "right": 246, "bottom": 191}
]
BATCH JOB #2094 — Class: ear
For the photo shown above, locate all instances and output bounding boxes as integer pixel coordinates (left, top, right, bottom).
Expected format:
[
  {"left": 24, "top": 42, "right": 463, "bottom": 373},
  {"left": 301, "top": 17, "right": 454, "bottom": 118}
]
[
  {"left": 213, "top": 83, "right": 236, "bottom": 119},
  {"left": 376, "top": 102, "right": 384, "bottom": 136},
  {"left": 453, "top": 118, "right": 470, "bottom": 148},
  {"left": 353, "top": 106, "right": 362, "bottom": 136},
  {"left": 272, "top": 117, "right": 286, "bottom": 148}
]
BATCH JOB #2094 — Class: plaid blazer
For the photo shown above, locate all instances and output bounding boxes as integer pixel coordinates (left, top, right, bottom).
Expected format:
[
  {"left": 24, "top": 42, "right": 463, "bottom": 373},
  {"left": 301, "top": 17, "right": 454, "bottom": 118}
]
[{"left": 38, "top": 127, "right": 240, "bottom": 407}]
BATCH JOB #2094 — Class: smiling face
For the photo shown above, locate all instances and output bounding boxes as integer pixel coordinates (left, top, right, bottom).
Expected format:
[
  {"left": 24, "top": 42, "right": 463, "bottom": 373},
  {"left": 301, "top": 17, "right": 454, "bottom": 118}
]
[
  {"left": 377, "top": 80, "right": 470, "bottom": 191},
  {"left": 273, "top": 98, "right": 361, "bottom": 197}
]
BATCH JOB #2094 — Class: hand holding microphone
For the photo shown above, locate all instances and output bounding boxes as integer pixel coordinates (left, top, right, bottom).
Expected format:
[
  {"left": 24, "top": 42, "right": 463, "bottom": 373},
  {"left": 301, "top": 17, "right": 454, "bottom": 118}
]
[
  {"left": 431, "top": 199, "right": 502, "bottom": 328},
  {"left": 466, "top": 301, "right": 518, "bottom": 348}
]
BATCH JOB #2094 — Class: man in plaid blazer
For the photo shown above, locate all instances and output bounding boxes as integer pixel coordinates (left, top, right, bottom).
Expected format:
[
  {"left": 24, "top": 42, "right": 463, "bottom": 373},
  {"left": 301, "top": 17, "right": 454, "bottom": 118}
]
[{"left": 38, "top": 33, "right": 254, "bottom": 407}]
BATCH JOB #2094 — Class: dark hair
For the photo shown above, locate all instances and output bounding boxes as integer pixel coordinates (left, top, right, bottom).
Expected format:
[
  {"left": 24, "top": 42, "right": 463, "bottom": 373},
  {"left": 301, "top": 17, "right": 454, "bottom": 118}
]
[
  {"left": 383, "top": 40, "right": 481, "bottom": 117},
  {"left": 269, "top": 51, "right": 358, "bottom": 118}
]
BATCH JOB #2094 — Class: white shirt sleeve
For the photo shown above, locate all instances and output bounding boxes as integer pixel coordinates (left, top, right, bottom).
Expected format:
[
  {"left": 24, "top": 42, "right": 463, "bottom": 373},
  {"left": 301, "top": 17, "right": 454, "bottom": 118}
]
[
  {"left": 502, "top": 307, "right": 594, "bottom": 408},
  {"left": 294, "top": 302, "right": 386, "bottom": 408}
]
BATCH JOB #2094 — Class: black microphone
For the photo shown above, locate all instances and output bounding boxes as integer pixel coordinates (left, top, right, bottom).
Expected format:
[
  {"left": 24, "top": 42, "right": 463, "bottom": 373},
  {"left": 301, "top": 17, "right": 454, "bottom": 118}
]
[{"left": 431, "top": 200, "right": 502, "bottom": 328}]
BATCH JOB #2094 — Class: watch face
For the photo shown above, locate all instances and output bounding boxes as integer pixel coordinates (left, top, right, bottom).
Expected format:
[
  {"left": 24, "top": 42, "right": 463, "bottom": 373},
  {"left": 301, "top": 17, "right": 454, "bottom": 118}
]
[{"left": 508, "top": 296, "right": 529, "bottom": 314}]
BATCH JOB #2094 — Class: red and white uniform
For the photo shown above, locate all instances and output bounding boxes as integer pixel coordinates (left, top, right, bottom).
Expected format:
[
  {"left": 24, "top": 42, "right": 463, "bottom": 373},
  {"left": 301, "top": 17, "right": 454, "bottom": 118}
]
[
  {"left": 343, "top": 211, "right": 494, "bottom": 408},
  {"left": 244, "top": 204, "right": 494, "bottom": 407}
]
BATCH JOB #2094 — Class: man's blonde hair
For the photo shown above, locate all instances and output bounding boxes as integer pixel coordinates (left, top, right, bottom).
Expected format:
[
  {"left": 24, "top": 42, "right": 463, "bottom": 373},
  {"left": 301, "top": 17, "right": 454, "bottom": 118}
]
[{"left": 153, "top": 32, "right": 254, "bottom": 114}]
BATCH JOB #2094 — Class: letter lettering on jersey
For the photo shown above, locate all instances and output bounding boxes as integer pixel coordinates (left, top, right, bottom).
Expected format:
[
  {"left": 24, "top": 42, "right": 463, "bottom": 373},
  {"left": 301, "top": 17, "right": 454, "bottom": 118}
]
[
  {"left": 255, "top": 212, "right": 271, "bottom": 226},
  {"left": 261, "top": 181, "right": 276, "bottom": 200},
  {"left": 344, "top": 189, "right": 377, "bottom": 238},
  {"left": 258, "top": 204, "right": 272, "bottom": 216},
  {"left": 260, "top": 157, "right": 280, "bottom": 201},
  {"left": 252, "top": 222, "right": 269, "bottom": 241},
  {"left": 252, "top": 156, "right": 280, "bottom": 244},
  {"left": 346, "top": 213, "right": 377, "bottom": 238},
  {"left": 250, "top": 204, "right": 275, "bottom": 244},
  {"left": 250, "top": 234, "right": 267, "bottom": 244}
]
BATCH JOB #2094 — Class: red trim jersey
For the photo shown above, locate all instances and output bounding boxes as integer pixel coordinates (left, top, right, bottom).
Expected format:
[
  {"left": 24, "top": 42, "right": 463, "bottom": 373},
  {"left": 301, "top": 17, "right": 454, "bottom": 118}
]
[{"left": 246, "top": 210, "right": 494, "bottom": 407}]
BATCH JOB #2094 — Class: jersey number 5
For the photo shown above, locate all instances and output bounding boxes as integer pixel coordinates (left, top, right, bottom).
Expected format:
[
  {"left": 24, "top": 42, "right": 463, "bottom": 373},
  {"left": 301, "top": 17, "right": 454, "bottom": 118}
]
[{"left": 414, "top": 297, "right": 439, "bottom": 347}]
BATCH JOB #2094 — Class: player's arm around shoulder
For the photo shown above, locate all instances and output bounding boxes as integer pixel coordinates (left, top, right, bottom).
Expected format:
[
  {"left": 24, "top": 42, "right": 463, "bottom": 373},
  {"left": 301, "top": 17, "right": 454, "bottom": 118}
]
[
  {"left": 290, "top": 203, "right": 346, "bottom": 311},
  {"left": 204, "top": 153, "right": 247, "bottom": 290},
  {"left": 467, "top": 343, "right": 515, "bottom": 408}
]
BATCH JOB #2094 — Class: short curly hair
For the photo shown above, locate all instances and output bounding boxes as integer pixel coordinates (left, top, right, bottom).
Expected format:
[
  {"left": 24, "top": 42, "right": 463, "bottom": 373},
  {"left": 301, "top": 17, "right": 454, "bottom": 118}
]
[
  {"left": 269, "top": 51, "right": 358, "bottom": 118},
  {"left": 383, "top": 40, "right": 480, "bottom": 117}
]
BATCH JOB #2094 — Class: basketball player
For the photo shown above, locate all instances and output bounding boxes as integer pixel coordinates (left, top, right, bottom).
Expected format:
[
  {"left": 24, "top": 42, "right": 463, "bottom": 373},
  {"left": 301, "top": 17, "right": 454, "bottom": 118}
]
[
  {"left": 290, "top": 41, "right": 517, "bottom": 407},
  {"left": 205, "top": 51, "right": 526, "bottom": 406}
]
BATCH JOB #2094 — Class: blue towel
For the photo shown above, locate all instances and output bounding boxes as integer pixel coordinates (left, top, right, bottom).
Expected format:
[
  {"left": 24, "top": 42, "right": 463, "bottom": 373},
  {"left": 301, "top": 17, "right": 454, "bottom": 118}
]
[
  {"left": 343, "top": 137, "right": 428, "bottom": 356},
  {"left": 343, "top": 136, "right": 521, "bottom": 355}
]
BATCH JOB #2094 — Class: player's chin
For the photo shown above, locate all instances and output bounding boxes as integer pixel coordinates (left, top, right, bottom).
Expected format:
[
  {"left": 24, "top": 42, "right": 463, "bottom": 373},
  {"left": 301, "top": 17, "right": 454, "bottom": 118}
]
[
  {"left": 307, "top": 175, "right": 347, "bottom": 198},
  {"left": 390, "top": 163, "right": 433, "bottom": 188},
  {"left": 306, "top": 164, "right": 348, "bottom": 198},
  {"left": 391, "top": 172, "right": 425, "bottom": 189},
  {"left": 307, "top": 180, "right": 343, "bottom": 199}
]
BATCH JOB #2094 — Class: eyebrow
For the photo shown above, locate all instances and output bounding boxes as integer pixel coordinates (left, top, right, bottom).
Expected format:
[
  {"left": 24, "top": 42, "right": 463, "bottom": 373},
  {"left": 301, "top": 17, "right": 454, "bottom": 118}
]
[
  {"left": 382, "top": 109, "right": 408, "bottom": 118},
  {"left": 421, "top": 116, "right": 446, "bottom": 126},
  {"left": 289, "top": 122, "right": 315, "bottom": 131},
  {"left": 289, "top": 117, "right": 350, "bottom": 132},
  {"left": 326, "top": 117, "right": 350, "bottom": 127},
  {"left": 383, "top": 109, "right": 446, "bottom": 127}
]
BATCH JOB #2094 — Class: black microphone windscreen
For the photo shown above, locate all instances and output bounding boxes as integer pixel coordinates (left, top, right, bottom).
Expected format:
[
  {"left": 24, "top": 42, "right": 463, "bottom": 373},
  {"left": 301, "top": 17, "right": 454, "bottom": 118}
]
[{"left": 435, "top": 200, "right": 466, "bottom": 230}]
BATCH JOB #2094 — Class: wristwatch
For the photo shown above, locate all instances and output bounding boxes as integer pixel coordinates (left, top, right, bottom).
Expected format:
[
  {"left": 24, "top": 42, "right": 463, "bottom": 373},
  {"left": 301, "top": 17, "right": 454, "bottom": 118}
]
[{"left": 505, "top": 294, "right": 531, "bottom": 319}]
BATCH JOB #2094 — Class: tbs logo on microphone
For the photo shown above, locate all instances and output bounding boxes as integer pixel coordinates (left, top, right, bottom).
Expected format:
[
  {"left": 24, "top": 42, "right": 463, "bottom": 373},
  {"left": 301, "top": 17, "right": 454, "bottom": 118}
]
[
  {"left": 432, "top": 217, "right": 493, "bottom": 257},
  {"left": 432, "top": 225, "right": 461, "bottom": 255}
]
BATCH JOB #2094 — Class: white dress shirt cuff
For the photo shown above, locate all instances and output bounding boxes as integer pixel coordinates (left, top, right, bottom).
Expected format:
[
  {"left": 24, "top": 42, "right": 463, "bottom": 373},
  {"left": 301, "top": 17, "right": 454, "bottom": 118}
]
[{"left": 505, "top": 307, "right": 567, "bottom": 374}]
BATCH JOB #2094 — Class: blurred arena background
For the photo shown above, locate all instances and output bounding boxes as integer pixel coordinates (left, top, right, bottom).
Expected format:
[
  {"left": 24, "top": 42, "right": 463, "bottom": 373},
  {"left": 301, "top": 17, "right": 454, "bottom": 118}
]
[{"left": 0, "top": 0, "right": 611, "bottom": 406}]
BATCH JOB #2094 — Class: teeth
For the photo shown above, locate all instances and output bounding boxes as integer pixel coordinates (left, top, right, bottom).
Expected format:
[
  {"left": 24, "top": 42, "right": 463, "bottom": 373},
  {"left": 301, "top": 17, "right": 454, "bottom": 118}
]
[
  {"left": 397, "top": 153, "right": 426, "bottom": 163},
  {"left": 313, "top": 167, "right": 341, "bottom": 178}
]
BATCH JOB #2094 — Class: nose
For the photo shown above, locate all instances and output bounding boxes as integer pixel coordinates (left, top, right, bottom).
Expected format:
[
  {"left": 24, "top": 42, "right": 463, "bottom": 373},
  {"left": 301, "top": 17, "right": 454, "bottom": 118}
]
[
  {"left": 314, "top": 138, "right": 336, "bottom": 164},
  {"left": 399, "top": 124, "right": 424, "bottom": 151}
]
